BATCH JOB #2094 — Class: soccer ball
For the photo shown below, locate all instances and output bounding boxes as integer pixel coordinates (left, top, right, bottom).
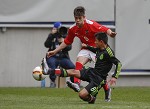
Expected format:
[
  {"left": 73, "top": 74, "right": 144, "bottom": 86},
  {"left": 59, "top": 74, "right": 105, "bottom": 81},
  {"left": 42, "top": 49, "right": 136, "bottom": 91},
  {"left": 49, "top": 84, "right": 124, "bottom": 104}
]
[{"left": 32, "top": 66, "right": 46, "bottom": 81}]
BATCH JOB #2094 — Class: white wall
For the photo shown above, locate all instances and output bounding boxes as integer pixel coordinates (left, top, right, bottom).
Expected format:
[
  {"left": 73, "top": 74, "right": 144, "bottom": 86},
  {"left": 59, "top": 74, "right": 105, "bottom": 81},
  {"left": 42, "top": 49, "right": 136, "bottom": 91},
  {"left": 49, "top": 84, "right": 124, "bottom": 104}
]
[
  {"left": 0, "top": 27, "right": 81, "bottom": 87},
  {"left": 0, "top": 0, "right": 114, "bottom": 23},
  {"left": 115, "top": 0, "right": 150, "bottom": 69},
  {"left": 0, "top": 28, "right": 46, "bottom": 86}
]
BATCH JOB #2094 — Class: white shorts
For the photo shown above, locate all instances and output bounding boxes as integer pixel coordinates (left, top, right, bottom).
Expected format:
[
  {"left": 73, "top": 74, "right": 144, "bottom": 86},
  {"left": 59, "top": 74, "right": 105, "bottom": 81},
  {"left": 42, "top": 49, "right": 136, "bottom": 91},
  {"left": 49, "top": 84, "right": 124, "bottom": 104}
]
[{"left": 77, "top": 49, "right": 96, "bottom": 63}]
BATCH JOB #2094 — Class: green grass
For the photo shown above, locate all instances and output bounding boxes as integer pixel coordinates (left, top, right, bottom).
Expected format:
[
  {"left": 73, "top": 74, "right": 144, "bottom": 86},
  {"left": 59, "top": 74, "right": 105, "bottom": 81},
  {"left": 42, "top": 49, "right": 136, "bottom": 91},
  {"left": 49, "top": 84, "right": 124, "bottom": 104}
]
[{"left": 0, "top": 87, "right": 150, "bottom": 109}]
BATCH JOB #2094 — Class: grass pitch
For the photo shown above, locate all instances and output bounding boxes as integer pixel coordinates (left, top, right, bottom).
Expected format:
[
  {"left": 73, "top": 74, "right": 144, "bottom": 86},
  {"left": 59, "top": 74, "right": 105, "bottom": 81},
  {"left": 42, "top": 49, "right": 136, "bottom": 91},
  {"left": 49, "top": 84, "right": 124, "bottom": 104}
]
[{"left": 0, "top": 87, "right": 150, "bottom": 109}]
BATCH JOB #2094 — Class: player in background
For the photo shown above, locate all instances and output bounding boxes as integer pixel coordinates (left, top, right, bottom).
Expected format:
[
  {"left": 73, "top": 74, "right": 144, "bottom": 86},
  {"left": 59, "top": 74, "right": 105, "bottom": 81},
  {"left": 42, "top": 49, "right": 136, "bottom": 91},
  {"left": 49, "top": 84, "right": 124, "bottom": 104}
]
[
  {"left": 42, "top": 32, "right": 122, "bottom": 103},
  {"left": 46, "top": 6, "right": 117, "bottom": 101},
  {"left": 44, "top": 22, "right": 75, "bottom": 87}
]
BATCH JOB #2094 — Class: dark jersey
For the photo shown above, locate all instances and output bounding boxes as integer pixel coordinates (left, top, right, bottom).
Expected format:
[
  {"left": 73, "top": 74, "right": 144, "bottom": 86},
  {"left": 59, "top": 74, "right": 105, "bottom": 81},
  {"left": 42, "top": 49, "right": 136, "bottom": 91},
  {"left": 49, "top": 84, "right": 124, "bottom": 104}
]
[
  {"left": 44, "top": 33, "right": 72, "bottom": 58},
  {"left": 87, "top": 45, "right": 122, "bottom": 78}
]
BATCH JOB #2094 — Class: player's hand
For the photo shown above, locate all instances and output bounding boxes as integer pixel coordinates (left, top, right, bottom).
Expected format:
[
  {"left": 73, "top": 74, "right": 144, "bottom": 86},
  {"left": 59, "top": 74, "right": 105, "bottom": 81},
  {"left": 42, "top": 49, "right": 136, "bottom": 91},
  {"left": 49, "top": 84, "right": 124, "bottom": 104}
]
[
  {"left": 46, "top": 51, "right": 56, "bottom": 58},
  {"left": 110, "top": 32, "right": 117, "bottom": 38},
  {"left": 108, "top": 77, "right": 117, "bottom": 86}
]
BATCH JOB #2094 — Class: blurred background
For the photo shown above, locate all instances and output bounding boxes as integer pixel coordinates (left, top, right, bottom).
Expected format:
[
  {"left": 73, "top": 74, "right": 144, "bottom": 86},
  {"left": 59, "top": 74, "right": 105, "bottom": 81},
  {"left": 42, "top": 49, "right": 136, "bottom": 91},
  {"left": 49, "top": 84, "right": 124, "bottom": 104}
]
[{"left": 0, "top": 0, "right": 150, "bottom": 87}]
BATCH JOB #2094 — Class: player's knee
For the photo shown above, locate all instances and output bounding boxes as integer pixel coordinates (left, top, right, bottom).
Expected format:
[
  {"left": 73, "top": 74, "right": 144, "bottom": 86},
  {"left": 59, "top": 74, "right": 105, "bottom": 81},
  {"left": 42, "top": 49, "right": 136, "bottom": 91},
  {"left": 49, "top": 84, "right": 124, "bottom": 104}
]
[
  {"left": 78, "top": 91, "right": 87, "bottom": 100},
  {"left": 69, "top": 69, "right": 80, "bottom": 77},
  {"left": 79, "top": 91, "right": 83, "bottom": 99}
]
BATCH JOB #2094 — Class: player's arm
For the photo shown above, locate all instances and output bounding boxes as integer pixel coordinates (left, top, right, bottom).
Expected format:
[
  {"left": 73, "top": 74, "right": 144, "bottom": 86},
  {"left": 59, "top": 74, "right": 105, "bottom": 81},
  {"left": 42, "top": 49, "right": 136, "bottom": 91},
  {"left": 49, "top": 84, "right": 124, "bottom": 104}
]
[
  {"left": 98, "top": 25, "right": 117, "bottom": 38},
  {"left": 110, "top": 57, "right": 122, "bottom": 79},
  {"left": 63, "top": 44, "right": 72, "bottom": 51},
  {"left": 82, "top": 43, "right": 97, "bottom": 53},
  {"left": 106, "top": 29, "right": 117, "bottom": 38},
  {"left": 47, "top": 41, "right": 68, "bottom": 58},
  {"left": 93, "top": 21, "right": 117, "bottom": 38},
  {"left": 58, "top": 37, "right": 72, "bottom": 52},
  {"left": 109, "top": 56, "right": 122, "bottom": 85}
]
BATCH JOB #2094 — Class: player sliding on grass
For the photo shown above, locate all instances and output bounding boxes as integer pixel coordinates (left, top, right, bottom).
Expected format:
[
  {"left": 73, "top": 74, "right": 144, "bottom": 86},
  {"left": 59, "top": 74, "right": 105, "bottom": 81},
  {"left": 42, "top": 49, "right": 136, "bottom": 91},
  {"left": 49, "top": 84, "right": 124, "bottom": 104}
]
[
  {"left": 42, "top": 32, "right": 122, "bottom": 103},
  {"left": 46, "top": 6, "right": 117, "bottom": 101}
]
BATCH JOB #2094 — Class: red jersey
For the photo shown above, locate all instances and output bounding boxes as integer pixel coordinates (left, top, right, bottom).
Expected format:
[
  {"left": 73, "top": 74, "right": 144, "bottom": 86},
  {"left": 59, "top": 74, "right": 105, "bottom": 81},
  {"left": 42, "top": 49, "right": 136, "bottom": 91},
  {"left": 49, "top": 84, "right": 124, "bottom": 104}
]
[{"left": 64, "top": 19, "right": 109, "bottom": 47}]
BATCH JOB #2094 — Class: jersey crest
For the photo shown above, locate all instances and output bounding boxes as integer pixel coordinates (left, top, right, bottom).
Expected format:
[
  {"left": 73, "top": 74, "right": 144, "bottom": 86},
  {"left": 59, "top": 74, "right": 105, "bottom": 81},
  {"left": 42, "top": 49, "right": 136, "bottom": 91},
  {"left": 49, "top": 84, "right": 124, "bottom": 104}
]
[{"left": 100, "top": 54, "right": 104, "bottom": 60}]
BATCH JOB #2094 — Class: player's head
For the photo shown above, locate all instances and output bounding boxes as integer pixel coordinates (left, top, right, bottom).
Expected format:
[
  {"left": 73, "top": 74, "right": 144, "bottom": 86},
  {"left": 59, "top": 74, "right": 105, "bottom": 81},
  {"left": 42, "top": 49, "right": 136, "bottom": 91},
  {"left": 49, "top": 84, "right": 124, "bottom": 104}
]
[
  {"left": 94, "top": 32, "right": 108, "bottom": 48},
  {"left": 74, "top": 6, "right": 85, "bottom": 16},
  {"left": 73, "top": 6, "right": 85, "bottom": 27}
]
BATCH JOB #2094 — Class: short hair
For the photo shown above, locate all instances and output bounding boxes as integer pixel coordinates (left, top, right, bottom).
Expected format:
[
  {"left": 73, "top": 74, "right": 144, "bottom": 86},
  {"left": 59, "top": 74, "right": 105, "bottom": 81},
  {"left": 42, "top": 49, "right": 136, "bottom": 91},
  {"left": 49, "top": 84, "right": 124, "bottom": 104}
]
[
  {"left": 94, "top": 32, "right": 108, "bottom": 44},
  {"left": 74, "top": 6, "right": 85, "bottom": 16}
]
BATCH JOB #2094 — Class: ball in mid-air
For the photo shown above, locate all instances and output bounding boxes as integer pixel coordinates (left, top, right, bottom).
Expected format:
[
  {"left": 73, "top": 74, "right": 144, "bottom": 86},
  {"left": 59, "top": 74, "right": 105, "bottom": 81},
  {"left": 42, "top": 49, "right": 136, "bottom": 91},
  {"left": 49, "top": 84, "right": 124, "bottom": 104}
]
[{"left": 32, "top": 66, "right": 46, "bottom": 81}]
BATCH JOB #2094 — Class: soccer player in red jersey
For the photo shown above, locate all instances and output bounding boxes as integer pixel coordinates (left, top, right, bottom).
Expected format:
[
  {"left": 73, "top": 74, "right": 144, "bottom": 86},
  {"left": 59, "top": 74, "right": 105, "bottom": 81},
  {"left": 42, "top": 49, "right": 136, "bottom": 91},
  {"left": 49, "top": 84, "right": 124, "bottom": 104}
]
[{"left": 47, "top": 6, "right": 116, "bottom": 101}]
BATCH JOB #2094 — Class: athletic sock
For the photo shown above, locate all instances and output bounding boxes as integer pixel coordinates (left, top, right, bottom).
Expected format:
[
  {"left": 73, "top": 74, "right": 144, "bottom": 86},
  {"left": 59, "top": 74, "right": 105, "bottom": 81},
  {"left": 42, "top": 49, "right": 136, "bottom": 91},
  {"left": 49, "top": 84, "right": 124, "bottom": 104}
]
[
  {"left": 55, "top": 68, "right": 68, "bottom": 77},
  {"left": 103, "top": 83, "right": 109, "bottom": 91},
  {"left": 74, "top": 62, "right": 83, "bottom": 84}
]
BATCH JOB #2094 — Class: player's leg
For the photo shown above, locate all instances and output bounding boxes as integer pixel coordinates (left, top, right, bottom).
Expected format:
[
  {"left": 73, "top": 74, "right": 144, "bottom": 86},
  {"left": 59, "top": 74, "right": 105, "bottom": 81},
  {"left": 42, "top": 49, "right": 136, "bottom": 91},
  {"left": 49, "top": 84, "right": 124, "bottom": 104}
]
[
  {"left": 73, "top": 61, "right": 83, "bottom": 84},
  {"left": 79, "top": 88, "right": 96, "bottom": 104},
  {"left": 66, "top": 81, "right": 80, "bottom": 92},
  {"left": 42, "top": 66, "right": 80, "bottom": 79},
  {"left": 73, "top": 49, "right": 91, "bottom": 88},
  {"left": 59, "top": 58, "right": 80, "bottom": 91},
  {"left": 104, "top": 86, "right": 111, "bottom": 102},
  {"left": 102, "top": 81, "right": 111, "bottom": 102},
  {"left": 42, "top": 59, "right": 81, "bottom": 92},
  {"left": 66, "top": 67, "right": 91, "bottom": 92},
  {"left": 85, "top": 77, "right": 109, "bottom": 103},
  {"left": 79, "top": 68, "right": 109, "bottom": 104},
  {"left": 76, "top": 67, "right": 97, "bottom": 103},
  {"left": 79, "top": 82, "right": 98, "bottom": 104},
  {"left": 90, "top": 51, "right": 111, "bottom": 101},
  {"left": 101, "top": 76, "right": 111, "bottom": 102},
  {"left": 75, "top": 49, "right": 95, "bottom": 79},
  {"left": 54, "top": 68, "right": 81, "bottom": 92},
  {"left": 42, "top": 57, "right": 58, "bottom": 88},
  {"left": 97, "top": 78, "right": 111, "bottom": 102},
  {"left": 59, "top": 58, "right": 75, "bottom": 83},
  {"left": 41, "top": 57, "right": 49, "bottom": 74}
]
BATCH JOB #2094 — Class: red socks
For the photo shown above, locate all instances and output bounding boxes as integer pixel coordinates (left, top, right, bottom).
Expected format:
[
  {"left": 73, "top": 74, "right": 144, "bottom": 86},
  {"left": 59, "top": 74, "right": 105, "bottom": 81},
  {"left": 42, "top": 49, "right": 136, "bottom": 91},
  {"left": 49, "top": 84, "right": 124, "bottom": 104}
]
[
  {"left": 55, "top": 69, "right": 61, "bottom": 76},
  {"left": 103, "top": 83, "right": 109, "bottom": 90},
  {"left": 74, "top": 62, "right": 83, "bottom": 84}
]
